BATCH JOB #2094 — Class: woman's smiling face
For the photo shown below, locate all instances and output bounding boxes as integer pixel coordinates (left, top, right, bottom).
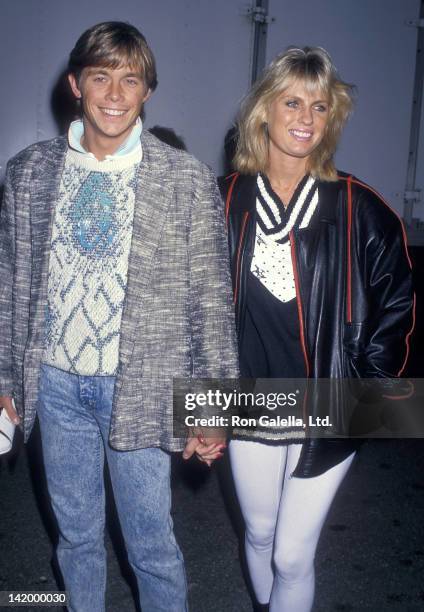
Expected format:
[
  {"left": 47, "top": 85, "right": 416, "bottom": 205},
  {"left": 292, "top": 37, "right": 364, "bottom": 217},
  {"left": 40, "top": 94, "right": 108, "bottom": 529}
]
[{"left": 266, "top": 80, "right": 329, "bottom": 164}]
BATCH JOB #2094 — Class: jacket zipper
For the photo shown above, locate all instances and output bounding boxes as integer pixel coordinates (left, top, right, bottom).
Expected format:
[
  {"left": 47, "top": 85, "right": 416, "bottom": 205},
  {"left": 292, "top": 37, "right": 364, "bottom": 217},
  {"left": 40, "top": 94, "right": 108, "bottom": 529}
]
[
  {"left": 225, "top": 173, "right": 239, "bottom": 225},
  {"left": 234, "top": 212, "right": 249, "bottom": 305},
  {"left": 289, "top": 230, "right": 310, "bottom": 378}
]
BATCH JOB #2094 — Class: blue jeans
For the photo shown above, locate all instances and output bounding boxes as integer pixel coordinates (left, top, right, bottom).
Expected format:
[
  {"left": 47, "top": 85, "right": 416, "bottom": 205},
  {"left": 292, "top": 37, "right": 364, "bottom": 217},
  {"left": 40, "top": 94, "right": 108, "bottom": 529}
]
[{"left": 37, "top": 364, "right": 187, "bottom": 612}]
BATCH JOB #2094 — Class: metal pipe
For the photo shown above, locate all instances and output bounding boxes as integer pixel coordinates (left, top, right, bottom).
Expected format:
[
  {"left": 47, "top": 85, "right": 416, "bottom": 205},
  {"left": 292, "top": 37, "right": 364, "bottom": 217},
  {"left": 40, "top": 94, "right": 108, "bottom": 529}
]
[{"left": 404, "top": 0, "right": 424, "bottom": 225}]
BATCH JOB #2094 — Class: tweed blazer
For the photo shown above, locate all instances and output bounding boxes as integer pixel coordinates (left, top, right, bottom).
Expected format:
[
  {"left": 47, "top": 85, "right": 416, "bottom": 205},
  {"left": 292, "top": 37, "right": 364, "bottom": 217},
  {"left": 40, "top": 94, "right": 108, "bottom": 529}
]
[{"left": 0, "top": 130, "right": 239, "bottom": 451}]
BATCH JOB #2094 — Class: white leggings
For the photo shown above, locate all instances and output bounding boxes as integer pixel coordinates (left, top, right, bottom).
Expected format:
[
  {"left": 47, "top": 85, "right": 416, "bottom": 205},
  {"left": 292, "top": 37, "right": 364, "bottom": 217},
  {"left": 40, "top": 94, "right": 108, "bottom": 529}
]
[{"left": 229, "top": 441, "right": 355, "bottom": 612}]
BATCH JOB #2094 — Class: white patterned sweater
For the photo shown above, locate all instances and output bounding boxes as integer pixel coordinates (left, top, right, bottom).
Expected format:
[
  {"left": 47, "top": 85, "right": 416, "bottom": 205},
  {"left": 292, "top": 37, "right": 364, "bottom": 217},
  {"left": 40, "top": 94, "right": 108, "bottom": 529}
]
[{"left": 43, "top": 147, "right": 141, "bottom": 375}]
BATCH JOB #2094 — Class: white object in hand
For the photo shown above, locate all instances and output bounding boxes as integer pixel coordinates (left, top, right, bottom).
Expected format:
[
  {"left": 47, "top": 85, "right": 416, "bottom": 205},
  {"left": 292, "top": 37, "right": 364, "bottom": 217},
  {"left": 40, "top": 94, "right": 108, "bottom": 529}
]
[{"left": 0, "top": 406, "right": 16, "bottom": 454}]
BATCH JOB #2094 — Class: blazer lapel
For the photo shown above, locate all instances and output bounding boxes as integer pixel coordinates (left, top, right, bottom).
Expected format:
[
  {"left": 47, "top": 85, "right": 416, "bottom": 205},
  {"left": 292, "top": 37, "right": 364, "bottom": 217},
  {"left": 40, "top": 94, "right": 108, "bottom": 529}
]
[
  {"left": 28, "top": 136, "right": 67, "bottom": 349},
  {"left": 118, "top": 132, "right": 174, "bottom": 370}
]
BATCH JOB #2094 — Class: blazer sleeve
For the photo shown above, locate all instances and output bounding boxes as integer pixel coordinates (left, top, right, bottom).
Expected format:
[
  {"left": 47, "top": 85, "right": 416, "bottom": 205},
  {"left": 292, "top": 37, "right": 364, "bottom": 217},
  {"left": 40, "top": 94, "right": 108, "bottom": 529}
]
[
  {"left": 0, "top": 162, "right": 15, "bottom": 395},
  {"left": 188, "top": 164, "right": 239, "bottom": 379},
  {"left": 356, "top": 190, "right": 414, "bottom": 378}
]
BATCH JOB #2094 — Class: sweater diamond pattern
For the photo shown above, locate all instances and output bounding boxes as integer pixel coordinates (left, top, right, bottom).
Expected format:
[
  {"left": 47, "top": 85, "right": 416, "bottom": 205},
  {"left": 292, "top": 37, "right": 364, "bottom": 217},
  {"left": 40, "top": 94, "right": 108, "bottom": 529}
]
[{"left": 43, "top": 153, "right": 138, "bottom": 375}]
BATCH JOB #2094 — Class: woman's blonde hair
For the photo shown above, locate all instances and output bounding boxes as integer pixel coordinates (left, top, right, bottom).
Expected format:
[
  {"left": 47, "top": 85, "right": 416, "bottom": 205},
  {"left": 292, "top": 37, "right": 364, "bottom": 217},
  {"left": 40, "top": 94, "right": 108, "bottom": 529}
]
[{"left": 234, "top": 46, "right": 354, "bottom": 181}]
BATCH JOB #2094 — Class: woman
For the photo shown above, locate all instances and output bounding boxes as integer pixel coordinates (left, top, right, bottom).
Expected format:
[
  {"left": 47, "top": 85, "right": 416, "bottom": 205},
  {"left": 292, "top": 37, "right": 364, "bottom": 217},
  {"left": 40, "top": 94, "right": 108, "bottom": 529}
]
[{"left": 219, "top": 47, "right": 414, "bottom": 612}]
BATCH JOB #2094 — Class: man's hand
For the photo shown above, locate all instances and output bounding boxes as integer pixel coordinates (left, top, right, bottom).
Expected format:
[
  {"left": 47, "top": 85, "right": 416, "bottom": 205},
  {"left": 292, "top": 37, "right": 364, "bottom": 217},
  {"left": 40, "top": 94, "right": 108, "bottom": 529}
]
[
  {"left": 0, "top": 396, "right": 20, "bottom": 425},
  {"left": 182, "top": 432, "right": 227, "bottom": 467}
]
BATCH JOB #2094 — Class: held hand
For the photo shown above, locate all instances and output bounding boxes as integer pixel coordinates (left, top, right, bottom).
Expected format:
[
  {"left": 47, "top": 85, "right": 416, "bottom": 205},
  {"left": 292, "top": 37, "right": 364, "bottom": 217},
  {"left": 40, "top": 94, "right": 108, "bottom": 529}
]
[
  {"left": 195, "top": 434, "right": 227, "bottom": 467},
  {"left": 0, "top": 396, "right": 20, "bottom": 425},
  {"left": 182, "top": 433, "right": 227, "bottom": 467}
]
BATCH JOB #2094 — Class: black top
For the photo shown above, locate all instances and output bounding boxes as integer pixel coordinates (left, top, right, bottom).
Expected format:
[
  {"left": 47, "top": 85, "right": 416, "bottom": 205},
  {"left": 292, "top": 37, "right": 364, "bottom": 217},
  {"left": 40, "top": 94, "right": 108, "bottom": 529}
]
[
  {"left": 240, "top": 175, "right": 310, "bottom": 379},
  {"left": 240, "top": 272, "right": 305, "bottom": 378}
]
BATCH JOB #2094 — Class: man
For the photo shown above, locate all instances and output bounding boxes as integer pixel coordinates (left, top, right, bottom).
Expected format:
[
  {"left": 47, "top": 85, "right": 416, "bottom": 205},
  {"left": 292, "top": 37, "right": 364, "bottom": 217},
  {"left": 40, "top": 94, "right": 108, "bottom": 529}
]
[{"left": 0, "top": 21, "right": 238, "bottom": 611}]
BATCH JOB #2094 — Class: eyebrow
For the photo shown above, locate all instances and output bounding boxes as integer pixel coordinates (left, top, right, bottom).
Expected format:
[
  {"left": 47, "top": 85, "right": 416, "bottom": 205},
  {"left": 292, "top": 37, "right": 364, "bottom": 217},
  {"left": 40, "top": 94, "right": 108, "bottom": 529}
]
[
  {"left": 86, "top": 68, "right": 108, "bottom": 75},
  {"left": 86, "top": 68, "right": 142, "bottom": 78},
  {"left": 282, "top": 94, "right": 328, "bottom": 104}
]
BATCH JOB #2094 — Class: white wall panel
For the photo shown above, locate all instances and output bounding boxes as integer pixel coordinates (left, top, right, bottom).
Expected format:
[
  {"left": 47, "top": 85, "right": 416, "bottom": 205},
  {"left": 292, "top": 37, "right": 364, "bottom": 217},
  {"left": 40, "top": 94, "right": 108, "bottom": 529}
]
[
  {"left": 266, "top": 0, "right": 420, "bottom": 214},
  {"left": 0, "top": 0, "right": 421, "bottom": 217},
  {"left": 0, "top": 0, "right": 41, "bottom": 173},
  {"left": 0, "top": 0, "right": 252, "bottom": 177}
]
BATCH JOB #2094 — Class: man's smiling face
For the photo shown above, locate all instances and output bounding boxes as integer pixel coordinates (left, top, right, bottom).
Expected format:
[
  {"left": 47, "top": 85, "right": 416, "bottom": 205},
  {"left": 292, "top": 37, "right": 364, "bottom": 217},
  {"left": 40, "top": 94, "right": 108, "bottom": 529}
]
[{"left": 68, "top": 64, "right": 151, "bottom": 157}]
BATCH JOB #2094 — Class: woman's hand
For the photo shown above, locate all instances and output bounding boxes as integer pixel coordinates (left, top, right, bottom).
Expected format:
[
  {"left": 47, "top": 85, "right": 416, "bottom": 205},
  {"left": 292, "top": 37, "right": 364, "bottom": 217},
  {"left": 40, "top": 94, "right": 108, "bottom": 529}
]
[{"left": 182, "top": 431, "right": 227, "bottom": 467}]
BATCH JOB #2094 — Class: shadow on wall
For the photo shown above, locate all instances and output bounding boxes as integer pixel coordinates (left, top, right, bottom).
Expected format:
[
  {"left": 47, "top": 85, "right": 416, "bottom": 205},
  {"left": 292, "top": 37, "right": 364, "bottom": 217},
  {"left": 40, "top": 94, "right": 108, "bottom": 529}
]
[
  {"left": 149, "top": 126, "right": 187, "bottom": 151},
  {"left": 223, "top": 125, "right": 238, "bottom": 175},
  {"left": 50, "top": 68, "right": 79, "bottom": 135}
]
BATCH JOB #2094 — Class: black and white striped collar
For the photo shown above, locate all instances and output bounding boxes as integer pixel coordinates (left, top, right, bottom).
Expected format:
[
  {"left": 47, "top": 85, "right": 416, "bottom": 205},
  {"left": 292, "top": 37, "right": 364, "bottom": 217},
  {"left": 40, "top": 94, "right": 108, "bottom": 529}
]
[{"left": 256, "top": 173, "right": 319, "bottom": 243}]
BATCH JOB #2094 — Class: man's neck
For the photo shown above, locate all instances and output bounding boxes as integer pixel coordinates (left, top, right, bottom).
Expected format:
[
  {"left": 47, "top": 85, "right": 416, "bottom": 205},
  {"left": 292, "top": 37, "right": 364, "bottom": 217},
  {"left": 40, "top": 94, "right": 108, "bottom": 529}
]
[{"left": 81, "top": 132, "right": 128, "bottom": 161}]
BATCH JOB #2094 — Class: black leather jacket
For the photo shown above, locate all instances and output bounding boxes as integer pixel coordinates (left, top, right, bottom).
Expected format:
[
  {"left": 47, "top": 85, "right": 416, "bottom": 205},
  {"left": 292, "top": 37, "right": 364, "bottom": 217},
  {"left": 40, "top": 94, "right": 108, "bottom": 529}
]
[{"left": 219, "top": 172, "right": 415, "bottom": 477}]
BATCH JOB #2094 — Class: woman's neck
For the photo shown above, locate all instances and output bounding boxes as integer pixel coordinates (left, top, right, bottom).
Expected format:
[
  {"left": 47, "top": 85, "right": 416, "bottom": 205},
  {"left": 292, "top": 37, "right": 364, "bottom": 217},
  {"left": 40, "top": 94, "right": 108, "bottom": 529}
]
[{"left": 265, "top": 156, "right": 308, "bottom": 205}]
